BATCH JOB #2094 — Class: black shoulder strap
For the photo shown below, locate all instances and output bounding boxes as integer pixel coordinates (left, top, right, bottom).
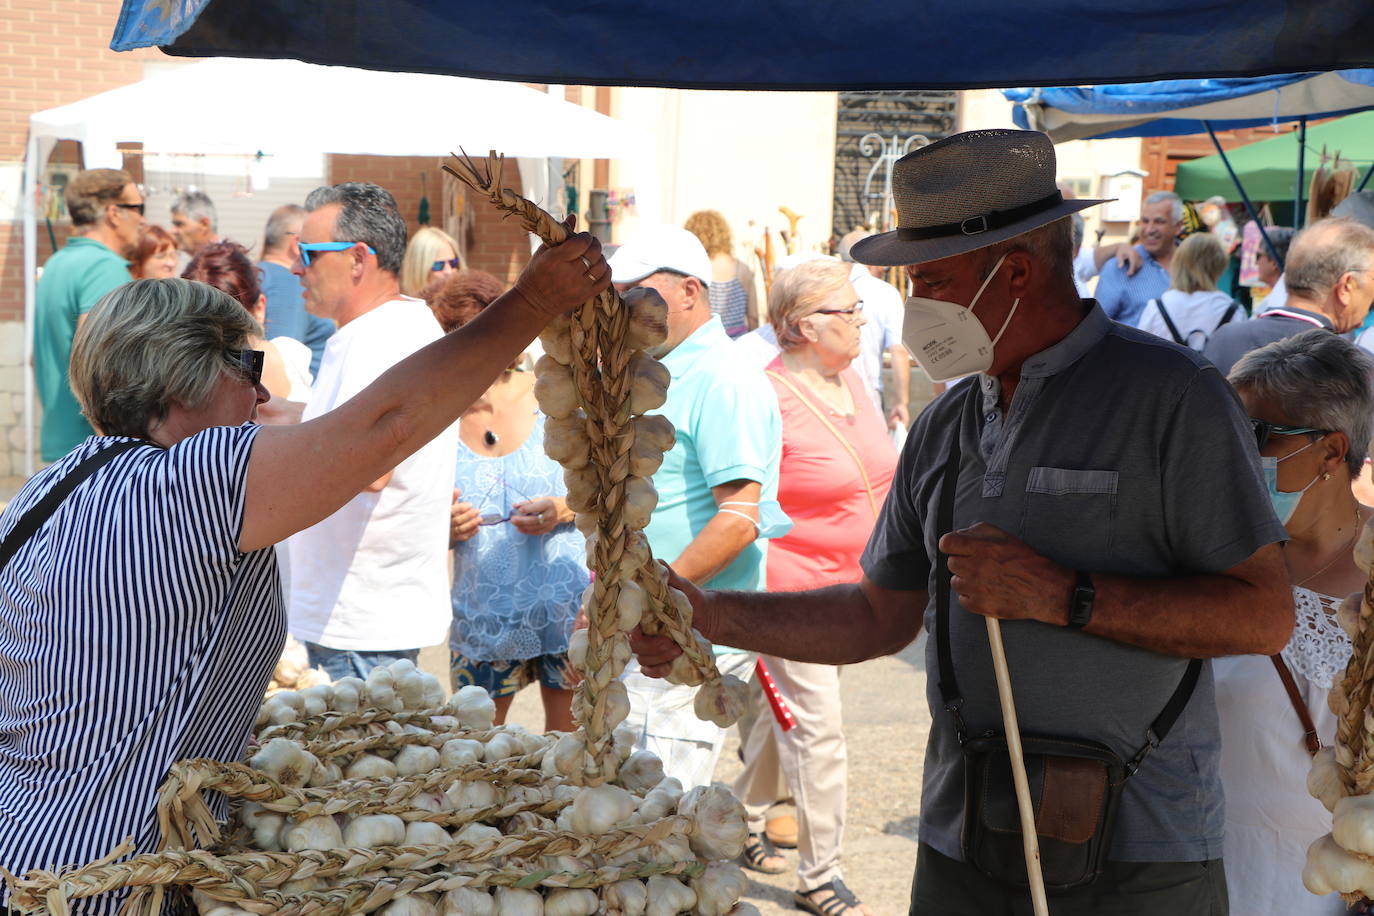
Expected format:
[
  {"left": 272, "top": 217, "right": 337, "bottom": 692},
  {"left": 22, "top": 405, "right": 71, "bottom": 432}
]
[
  {"left": 1153, "top": 299, "right": 1186, "bottom": 345},
  {"left": 0, "top": 440, "right": 143, "bottom": 572},
  {"left": 1218, "top": 300, "right": 1241, "bottom": 329},
  {"left": 931, "top": 391, "right": 1201, "bottom": 771}
]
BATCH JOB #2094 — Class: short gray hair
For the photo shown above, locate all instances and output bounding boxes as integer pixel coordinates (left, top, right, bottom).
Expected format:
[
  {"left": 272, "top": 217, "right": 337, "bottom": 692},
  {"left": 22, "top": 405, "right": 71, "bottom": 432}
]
[
  {"left": 1228, "top": 328, "right": 1374, "bottom": 476},
  {"left": 973, "top": 215, "right": 1076, "bottom": 290},
  {"left": 171, "top": 190, "right": 217, "bottom": 230},
  {"left": 304, "top": 182, "right": 407, "bottom": 275},
  {"left": 1144, "top": 190, "right": 1184, "bottom": 223},
  {"left": 69, "top": 278, "right": 259, "bottom": 439},
  {"left": 768, "top": 259, "right": 855, "bottom": 351},
  {"left": 262, "top": 204, "right": 305, "bottom": 253},
  {"left": 1283, "top": 217, "right": 1374, "bottom": 302}
]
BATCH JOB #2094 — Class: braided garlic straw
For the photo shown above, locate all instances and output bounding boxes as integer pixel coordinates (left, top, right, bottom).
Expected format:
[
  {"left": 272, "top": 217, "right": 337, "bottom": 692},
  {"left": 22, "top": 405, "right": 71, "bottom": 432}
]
[{"left": 442, "top": 151, "right": 746, "bottom": 786}]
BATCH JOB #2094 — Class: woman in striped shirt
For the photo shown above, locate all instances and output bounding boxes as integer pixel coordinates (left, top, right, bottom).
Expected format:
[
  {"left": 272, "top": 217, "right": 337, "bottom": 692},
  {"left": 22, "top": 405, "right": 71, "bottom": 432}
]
[{"left": 0, "top": 228, "right": 606, "bottom": 914}]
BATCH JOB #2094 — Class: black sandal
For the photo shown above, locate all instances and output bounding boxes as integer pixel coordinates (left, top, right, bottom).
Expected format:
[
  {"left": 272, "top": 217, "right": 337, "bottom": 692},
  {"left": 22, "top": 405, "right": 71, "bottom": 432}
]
[
  {"left": 741, "top": 831, "right": 787, "bottom": 874},
  {"left": 794, "top": 878, "right": 865, "bottom": 916}
]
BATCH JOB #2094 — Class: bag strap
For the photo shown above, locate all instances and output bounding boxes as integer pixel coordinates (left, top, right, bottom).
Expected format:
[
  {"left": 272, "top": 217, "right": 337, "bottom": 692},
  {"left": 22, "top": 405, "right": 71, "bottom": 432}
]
[
  {"left": 0, "top": 440, "right": 143, "bottom": 573},
  {"left": 1152, "top": 299, "right": 1186, "bottom": 345},
  {"left": 1218, "top": 300, "right": 1241, "bottom": 328},
  {"left": 931, "top": 387, "right": 1201, "bottom": 772},
  {"left": 766, "top": 368, "right": 879, "bottom": 518},
  {"left": 1271, "top": 653, "right": 1322, "bottom": 755}
]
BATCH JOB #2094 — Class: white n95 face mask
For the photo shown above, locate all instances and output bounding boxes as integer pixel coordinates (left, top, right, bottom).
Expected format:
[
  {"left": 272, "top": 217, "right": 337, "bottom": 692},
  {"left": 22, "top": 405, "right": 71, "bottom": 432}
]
[{"left": 903, "top": 252, "right": 1020, "bottom": 383}]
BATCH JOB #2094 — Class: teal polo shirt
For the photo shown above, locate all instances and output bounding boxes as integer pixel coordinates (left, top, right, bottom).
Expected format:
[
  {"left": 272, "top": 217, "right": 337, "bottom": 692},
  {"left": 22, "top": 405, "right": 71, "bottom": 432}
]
[
  {"left": 644, "top": 316, "right": 781, "bottom": 593},
  {"left": 35, "top": 237, "right": 131, "bottom": 460}
]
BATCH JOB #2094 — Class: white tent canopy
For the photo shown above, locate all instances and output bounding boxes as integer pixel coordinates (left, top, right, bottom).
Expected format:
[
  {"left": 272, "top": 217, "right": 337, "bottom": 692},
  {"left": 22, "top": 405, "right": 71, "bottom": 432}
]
[{"left": 23, "top": 57, "right": 657, "bottom": 473}]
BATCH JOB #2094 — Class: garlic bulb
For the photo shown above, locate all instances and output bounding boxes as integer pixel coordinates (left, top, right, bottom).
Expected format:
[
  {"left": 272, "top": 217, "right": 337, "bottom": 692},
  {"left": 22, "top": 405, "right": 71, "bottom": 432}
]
[
  {"left": 664, "top": 631, "right": 712, "bottom": 688},
  {"left": 543, "top": 889, "right": 598, "bottom": 916},
  {"left": 545, "top": 413, "right": 593, "bottom": 469},
  {"left": 567, "top": 629, "right": 589, "bottom": 671},
  {"left": 619, "top": 750, "right": 666, "bottom": 795},
  {"left": 602, "top": 879, "right": 647, "bottom": 916},
  {"left": 367, "top": 683, "right": 405, "bottom": 713},
  {"left": 613, "top": 725, "right": 637, "bottom": 763},
  {"left": 678, "top": 785, "right": 748, "bottom": 861},
  {"left": 616, "top": 579, "right": 647, "bottom": 632},
  {"left": 534, "top": 356, "right": 579, "bottom": 418},
  {"left": 441, "top": 737, "right": 486, "bottom": 769},
  {"left": 239, "top": 801, "right": 285, "bottom": 851},
  {"left": 378, "top": 893, "right": 440, "bottom": 916},
  {"left": 249, "top": 737, "right": 317, "bottom": 788},
  {"left": 564, "top": 465, "right": 600, "bottom": 514},
  {"left": 644, "top": 836, "right": 694, "bottom": 867},
  {"left": 622, "top": 476, "right": 658, "bottom": 530},
  {"left": 551, "top": 731, "right": 592, "bottom": 779},
  {"left": 403, "top": 820, "right": 451, "bottom": 846},
  {"left": 632, "top": 777, "right": 684, "bottom": 825},
  {"left": 307, "top": 757, "right": 343, "bottom": 788},
  {"left": 395, "top": 744, "right": 441, "bottom": 777},
  {"left": 495, "top": 887, "right": 544, "bottom": 916},
  {"left": 568, "top": 783, "right": 637, "bottom": 834},
  {"left": 263, "top": 693, "right": 302, "bottom": 726},
  {"left": 690, "top": 863, "right": 747, "bottom": 916},
  {"left": 1334, "top": 795, "right": 1374, "bottom": 855},
  {"left": 586, "top": 529, "right": 652, "bottom": 575},
  {"left": 693, "top": 674, "right": 749, "bottom": 728},
  {"left": 394, "top": 669, "right": 438, "bottom": 710},
  {"left": 298, "top": 684, "right": 332, "bottom": 718},
  {"left": 411, "top": 791, "right": 447, "bottom": 814},
  {"left": 343, "top": 813, "right": 406, "bottom": 849},
  {"left": 603, "top": 679, "right": 631, "bottom": 730},
  {"left": 442, "top": 888, "right": 496, "bottom": 916},
  {"left": 539, "top": 314, "right": 575, "bottom": 365},
  {"left": 330, "top": 676, "right": 366, "bottom": 713},
  {"left": 629, "top": 415, "right": 675, "bottom": 477},
  {"left": 344, "top": 753, "right": 398, "bottom": 780},
  {"left": 627, "top": 353, "right": 671, "bottom": 416},
  {"left": 643, "top": 876, "right": 696, "bottom": 916},
  {"left": 446, "top": 779, "right": 503, "bottom": 812},
  {"left": 283, "top": 815, "right": 343, "bottom": 852},
  {"left": 484, "top": 732, "right": 523, "bottom": 763},
  {"left": 621, "top": 288, "right": 670, "bottom": 353},
  {"left": 1308, "top": 746, "right": 1348, "bottom": 813},
  {"left": 447, "top": 685, "right": 497, "bottom": 730},
  {"left": 1304, "top": 832, "right": 1374, "bottom": 896}
]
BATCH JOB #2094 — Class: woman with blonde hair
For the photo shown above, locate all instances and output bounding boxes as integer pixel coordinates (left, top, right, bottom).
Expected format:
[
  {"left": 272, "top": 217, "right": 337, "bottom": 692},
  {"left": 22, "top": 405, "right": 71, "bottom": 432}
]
[
  {"left": 733, "top": 257, "right": 892, "bottom": 916},
  {"left": 400, "top": 226, "right": 463, "bottom": 297},
  {"left": 1135, "top": 231, "right": 1243, "bottom": 350},
  {"left": 684, "top": 209, "right": 759, "bottom": 338}
]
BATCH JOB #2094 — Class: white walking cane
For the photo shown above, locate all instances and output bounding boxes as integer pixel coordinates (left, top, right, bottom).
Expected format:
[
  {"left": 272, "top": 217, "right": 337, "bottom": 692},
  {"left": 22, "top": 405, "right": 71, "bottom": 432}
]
[{"left": 985, "top": 616, "right": 1050, "bottom": 916}]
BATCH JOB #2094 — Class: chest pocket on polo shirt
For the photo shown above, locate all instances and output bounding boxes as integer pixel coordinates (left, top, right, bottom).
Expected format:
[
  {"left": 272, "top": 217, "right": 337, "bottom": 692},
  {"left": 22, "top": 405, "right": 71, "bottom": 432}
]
[{"left": 1019, "top": 468, "right": 1118, "bottom": 564}]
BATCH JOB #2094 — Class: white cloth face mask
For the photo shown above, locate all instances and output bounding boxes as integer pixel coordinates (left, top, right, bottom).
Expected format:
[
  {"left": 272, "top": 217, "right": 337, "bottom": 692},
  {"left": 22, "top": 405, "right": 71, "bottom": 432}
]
[{"left": 902, "top": 252, "right": 1020, "bottom": 383}]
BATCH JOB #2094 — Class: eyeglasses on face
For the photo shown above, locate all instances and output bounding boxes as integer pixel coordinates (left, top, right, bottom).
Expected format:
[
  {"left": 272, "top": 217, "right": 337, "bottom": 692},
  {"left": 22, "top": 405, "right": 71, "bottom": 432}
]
[
  {"left": 1249, "top": 417, "right": 1329, "bottom": 451},
  {"left": 813, "top": 301, "right": 865, "bottom": 323},
  {"left": 114, "top": 202, "right": 146, "bottom": 216},
  {"left": 431, "top": 257, "right": 461, "bottom": 272},
  {"left": 225, "top": 348, "right": 265, "bottom": 386},
  {"left": 299, "top": 241, "right": 377, "bottom": 266}
]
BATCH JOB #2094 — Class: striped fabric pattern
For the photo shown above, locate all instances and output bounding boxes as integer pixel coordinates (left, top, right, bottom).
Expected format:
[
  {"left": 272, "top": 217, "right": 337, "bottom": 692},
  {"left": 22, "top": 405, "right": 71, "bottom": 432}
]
[{"left": 0, "top": 425, "right": 283, "bottom": 914}]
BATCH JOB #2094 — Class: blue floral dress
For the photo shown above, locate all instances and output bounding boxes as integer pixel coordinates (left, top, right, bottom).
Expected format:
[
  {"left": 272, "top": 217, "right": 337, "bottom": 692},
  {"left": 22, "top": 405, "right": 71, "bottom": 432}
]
[{"left": 450, "top": 411, "right": 589, "bottom": 662}]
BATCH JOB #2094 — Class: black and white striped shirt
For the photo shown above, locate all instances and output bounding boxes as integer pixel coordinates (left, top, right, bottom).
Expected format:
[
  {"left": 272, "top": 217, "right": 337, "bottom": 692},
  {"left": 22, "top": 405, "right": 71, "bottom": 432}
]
[{"left": 0, "top": 425, "right": 283, "bottom": 914}]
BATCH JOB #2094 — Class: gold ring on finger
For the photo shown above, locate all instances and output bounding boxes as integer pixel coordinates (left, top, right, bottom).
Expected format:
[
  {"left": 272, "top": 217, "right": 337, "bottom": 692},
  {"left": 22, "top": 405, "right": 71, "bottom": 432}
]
[{"left": 579, "top": 255, "right": 592, "bottom": 270}]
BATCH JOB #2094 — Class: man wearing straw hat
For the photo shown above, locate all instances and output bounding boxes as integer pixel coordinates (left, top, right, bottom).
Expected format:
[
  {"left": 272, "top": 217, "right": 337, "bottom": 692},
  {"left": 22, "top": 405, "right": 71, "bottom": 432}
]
[{"left": 634, "top": 129, "right": 1292, "bottom": 914}]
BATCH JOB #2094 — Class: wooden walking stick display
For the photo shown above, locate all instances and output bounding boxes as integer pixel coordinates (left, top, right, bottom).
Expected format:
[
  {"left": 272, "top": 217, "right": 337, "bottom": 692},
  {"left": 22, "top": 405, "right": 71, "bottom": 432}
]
[{"left": 2, "top": 152, "right": 758, "bottom": 916}]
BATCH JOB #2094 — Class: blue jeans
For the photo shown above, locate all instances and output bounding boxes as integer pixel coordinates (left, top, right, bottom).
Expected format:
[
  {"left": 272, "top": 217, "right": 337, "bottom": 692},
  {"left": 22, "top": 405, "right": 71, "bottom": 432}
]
[{"left": 304, "top": 642, "right": 420, "bottom": 681}]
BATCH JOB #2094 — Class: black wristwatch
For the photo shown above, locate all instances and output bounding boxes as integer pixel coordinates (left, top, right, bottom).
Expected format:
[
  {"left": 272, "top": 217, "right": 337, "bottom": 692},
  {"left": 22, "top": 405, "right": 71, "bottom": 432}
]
[{"left": 1067, "top": 570, "right": 1095, "bottom": 629}]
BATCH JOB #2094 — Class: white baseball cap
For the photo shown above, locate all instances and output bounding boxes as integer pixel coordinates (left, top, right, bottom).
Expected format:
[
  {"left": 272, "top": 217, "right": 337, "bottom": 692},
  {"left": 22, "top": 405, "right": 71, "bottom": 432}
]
[{"left": 608, "top": 224, "right": 712, "bottom": 287}]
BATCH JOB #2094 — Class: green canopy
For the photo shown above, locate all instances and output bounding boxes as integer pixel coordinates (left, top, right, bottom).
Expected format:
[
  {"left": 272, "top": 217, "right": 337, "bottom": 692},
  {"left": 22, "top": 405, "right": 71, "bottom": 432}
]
[{"left": 1173, "top": 111, "right": 1374, "bottom": 202}]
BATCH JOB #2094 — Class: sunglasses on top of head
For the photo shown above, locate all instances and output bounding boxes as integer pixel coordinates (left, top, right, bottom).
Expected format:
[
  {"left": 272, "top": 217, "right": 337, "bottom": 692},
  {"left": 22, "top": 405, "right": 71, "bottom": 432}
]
[
  {"left": 225, "top": 348, "right": 265, "bottom": 386},
  {"left": 299, "top": 241, "right": 376, "bottom": 267},
  {"left": 431, "top": 257, "right": 461, "bottom": 272},
  {"left": 1249, "top": 417, "right": 1329, "bottom": 451}
]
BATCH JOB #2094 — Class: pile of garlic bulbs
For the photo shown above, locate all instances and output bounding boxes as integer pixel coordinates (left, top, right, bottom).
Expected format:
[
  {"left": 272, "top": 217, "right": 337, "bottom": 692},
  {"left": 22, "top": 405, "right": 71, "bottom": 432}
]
[
  {"left": 1303, "top": 519, "right": 1374, "bottom": 902},
  {"left": 265, "top": 636, "right": 331, "bottom": 696}
]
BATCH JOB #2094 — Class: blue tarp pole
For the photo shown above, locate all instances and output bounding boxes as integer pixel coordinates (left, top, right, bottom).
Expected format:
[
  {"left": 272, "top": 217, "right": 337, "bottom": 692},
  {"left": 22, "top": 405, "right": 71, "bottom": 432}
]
[
  {"left": 1296, "top": 116, "right": 1307, "bottom": 228},
  {"left": 1204, "top": 120, "right": 1283, "bottom": 269}
]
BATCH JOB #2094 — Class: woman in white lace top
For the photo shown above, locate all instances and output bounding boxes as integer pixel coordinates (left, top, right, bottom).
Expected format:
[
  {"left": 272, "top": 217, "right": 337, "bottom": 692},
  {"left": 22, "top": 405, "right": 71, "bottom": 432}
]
[{"left": 1217, "top": 328, "right": 1374, "bottom": 915}]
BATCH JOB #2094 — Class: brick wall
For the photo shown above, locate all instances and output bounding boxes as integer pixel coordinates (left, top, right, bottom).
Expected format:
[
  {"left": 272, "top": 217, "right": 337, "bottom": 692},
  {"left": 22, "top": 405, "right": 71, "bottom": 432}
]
[{"left": 326, "top": 155, "right": 532, "bottom": 285}]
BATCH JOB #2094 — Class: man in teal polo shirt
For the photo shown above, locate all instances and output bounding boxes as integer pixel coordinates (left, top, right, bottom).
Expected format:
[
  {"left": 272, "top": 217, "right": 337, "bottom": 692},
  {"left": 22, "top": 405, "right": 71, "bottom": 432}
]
[
  {"left": 35, "top": 169, "right": 143, "bottom": 460},
  {"left": 609, "top": 224, "right": 783, "bottom": 789}
]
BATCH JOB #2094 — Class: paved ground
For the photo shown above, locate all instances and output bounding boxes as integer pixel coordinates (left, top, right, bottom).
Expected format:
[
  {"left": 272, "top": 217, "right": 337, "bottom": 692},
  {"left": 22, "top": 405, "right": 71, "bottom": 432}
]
[{"left": 420, "top": 632, "right": 932, "bottom": 916}]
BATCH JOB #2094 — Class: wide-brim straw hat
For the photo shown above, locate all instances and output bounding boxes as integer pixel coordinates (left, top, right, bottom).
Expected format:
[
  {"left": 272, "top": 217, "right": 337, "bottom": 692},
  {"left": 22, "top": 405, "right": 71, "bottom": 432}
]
[{"left": 852, "top": 129, "right": 1112, "bottom": 266}]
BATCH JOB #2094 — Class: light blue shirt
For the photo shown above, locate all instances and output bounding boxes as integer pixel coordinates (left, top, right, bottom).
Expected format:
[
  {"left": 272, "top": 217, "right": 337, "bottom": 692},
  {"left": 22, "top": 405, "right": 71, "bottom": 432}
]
[
  {"left": 645, "top": 316, "right": 781, "bottom": 593},
  {"left": 1094, "top": 244, "right": 1170, "bottom": 326}
]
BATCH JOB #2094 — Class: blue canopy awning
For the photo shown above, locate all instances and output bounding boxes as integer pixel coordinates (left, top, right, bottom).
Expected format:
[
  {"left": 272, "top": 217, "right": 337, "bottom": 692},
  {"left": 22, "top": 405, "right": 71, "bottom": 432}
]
[{"left": 111, "top": 0, "right": 1374, "bottom": 91}]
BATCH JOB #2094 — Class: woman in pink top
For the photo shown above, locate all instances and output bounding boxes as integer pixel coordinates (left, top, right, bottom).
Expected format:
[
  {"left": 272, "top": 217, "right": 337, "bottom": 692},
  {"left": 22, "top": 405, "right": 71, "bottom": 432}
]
[{"left": 735, "top": 258, "right": 896, "bottom": 916}]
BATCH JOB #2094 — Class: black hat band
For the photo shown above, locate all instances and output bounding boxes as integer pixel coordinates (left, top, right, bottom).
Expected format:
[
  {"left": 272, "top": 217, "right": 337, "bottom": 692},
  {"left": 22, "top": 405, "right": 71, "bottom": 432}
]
[{"left": 896, "top": 191, "right": 1064, "bottom": 241}]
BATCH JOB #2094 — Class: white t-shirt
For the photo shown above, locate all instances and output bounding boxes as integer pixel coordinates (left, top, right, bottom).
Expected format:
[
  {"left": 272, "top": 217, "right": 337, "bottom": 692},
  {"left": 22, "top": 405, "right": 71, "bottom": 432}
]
[
  {"left": 287, "top": 297, "right": 458, "bottom": 651},
  {"left": 734, "top": 324, "right": 780, "bottom": 368},
  {"left": 1135, "top": 289, "right": 1243, "bottom": 351},
  {"left": 851, "top": 266, "right": 905, "bottom": 412}
]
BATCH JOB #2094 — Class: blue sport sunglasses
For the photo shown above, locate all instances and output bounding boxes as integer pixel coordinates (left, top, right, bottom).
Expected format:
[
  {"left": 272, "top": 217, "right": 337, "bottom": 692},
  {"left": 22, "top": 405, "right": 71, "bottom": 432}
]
[{"left": 299, "top": 241, "right": 376, "bottom": 266}]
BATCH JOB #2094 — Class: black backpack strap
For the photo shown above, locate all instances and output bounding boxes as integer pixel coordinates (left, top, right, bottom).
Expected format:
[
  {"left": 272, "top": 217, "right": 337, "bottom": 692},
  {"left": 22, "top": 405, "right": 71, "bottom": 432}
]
[
  {"left": 1152, "top": 299, "right": 1186, "bottom": 345},
  {"left": 0, "top": 440, "right": 144, "bottom": 572},
  {"left": 1217, "top": 300, "right": 1241, "bottom": 329}
]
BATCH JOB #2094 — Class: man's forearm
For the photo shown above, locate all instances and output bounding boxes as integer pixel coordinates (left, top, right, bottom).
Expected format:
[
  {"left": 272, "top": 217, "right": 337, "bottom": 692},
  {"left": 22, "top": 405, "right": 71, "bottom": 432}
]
[
  {"left": 700, "top": 582, "right": 922, "bottom": 664},
  {"left": 671, "top": 513, "right": 757, "bottom": 584}
]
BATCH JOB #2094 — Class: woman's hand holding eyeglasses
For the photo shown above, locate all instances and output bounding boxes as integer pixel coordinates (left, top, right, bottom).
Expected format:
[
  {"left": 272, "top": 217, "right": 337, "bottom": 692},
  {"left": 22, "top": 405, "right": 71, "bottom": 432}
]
[
  {"left": 450, "top": 489, "right": 482, "bottom": 546},
  {"left": 509, "top": 496, "right": 571, "bottom": 537}
]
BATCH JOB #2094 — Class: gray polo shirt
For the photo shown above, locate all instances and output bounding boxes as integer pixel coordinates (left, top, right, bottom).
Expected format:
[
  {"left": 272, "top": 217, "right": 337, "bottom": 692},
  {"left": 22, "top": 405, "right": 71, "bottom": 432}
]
[{"left": 861, "top": 303, "right": 1286, "bottom": 863}]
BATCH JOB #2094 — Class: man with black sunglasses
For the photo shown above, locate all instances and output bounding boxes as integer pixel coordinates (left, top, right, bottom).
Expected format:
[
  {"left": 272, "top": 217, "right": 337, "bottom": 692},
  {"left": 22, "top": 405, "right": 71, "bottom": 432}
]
[{"left": 34, "top": 169, "right": 144, "bottom": 461}]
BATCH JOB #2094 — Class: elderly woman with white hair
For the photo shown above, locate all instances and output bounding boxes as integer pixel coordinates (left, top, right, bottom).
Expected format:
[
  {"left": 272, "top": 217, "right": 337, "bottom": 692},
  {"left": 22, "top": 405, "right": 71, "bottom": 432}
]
[
  {"left": 1215, "top": 328, "right": 1374, "bottom": 915},
  {"left": 0, "top": 227, "right": 606, "bottom": 914},
  {"left": 733, "top": 258, "right": 894, "bottom": 916}
]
